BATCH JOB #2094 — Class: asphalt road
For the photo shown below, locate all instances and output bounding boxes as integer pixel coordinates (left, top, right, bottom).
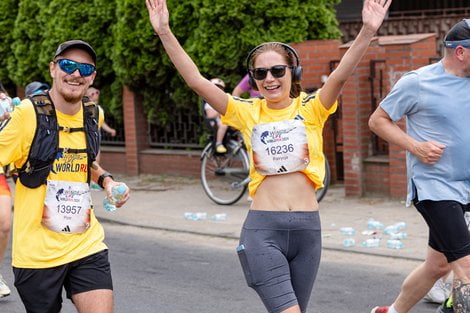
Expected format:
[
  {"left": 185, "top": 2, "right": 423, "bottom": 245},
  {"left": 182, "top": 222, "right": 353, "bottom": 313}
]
[{"left": 0, "top": 222, "right": 439, "bottom": 313}]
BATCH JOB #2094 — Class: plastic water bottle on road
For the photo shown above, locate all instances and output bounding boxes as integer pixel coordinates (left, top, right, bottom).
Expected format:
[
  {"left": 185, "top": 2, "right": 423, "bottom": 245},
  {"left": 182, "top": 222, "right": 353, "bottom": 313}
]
[
  {"left": 386, "top": 239, "right": 404, "bottom": 249},
  {"left": 339, "top": 227, "right": 356, "bottom": 236},
  {"left": 362, "top": 238, "right": 380, "bottom": 248},
  {"left": 342, "top": 238, "right": 356, "bottom": 247},
  {"left": 103, "top": 183, "right": 128, "bottom": 212},
  {"left": 367, "top": 218, "right": 384, "bottom": 230}
]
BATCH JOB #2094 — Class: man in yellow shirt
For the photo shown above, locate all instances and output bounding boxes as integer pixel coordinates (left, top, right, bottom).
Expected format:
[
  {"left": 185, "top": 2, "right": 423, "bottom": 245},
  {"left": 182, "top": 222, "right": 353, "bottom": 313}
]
[{"left": 0, "top": 40, "right": 129, "bottom": 313}]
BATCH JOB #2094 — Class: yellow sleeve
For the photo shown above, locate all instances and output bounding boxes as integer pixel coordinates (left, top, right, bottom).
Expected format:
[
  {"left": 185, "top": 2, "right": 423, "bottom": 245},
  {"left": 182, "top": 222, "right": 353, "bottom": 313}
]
[
  {"left": 302, "top": 91, "right": 337, "bottom": 126},
  {"left": 0, "top": 100, "right": 36, "bottom": 169},
  {"left": 221, "top": 96, "right": 255, "bottom": 131}
]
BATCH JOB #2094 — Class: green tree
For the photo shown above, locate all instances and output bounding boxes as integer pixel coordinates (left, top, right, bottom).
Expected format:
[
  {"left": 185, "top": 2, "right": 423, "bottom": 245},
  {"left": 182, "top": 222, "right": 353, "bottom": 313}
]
[
  {"left": 113, "top": 0, "right": 341, "bottom": 124},
  {"left": 0, "top": 0, "right": 19, "bottom": 91},
  {"left": 8, "top": 0, "right": 50, "bottom": 88}
]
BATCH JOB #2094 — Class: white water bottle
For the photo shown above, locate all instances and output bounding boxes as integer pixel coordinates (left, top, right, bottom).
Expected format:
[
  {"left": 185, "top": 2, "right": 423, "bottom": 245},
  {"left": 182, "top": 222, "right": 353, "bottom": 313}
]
[{"left": 103, "top": 183, "right": 128, "bottom": 212}]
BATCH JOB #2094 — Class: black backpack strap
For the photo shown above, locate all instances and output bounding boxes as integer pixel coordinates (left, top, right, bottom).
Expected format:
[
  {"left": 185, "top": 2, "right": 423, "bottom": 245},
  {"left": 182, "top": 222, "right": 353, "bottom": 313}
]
[
  {"left": 82, "top": 99, "right": 101, "bottom": 184},
  {"left": 18, "top": 92, "right": 59, "bottom": 188}
]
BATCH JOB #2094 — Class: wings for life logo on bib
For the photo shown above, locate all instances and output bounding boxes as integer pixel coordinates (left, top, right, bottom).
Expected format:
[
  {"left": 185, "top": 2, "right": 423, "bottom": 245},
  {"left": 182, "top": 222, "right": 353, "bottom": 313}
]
[
  {"left": 251, "top": 120, "right": 309, "bottom": 175},
  {"left": 42, "top": 180, "right": 92, "bottom": 234}
]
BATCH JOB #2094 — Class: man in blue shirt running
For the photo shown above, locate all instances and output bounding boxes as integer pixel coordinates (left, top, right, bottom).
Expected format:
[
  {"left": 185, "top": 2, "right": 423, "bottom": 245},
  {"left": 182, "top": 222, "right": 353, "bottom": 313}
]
[{"left": 369, "top": 19, "right": 470, "bottom": 313}]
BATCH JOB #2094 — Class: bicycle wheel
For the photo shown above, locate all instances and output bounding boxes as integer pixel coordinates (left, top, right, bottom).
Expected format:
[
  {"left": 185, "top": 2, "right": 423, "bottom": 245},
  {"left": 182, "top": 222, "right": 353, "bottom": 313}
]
[
  {"left": 200, "top": 140, "right": 250, "bottom": 205},
  {"left": 315, "top": 157, "right": 330, "bottom": 203}
]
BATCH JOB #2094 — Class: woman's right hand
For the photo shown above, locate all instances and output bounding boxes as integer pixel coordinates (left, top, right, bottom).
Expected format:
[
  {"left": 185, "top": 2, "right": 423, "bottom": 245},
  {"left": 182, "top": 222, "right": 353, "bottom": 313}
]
[{"left": 145, "top": 0, "right": 170, "bottom": 36}]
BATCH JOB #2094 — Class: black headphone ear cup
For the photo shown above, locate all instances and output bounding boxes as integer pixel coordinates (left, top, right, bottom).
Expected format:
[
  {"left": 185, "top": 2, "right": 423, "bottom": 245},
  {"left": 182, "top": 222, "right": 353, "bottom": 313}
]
[
  {"left": 292, "top": 66, "right": 303, "bottom": 83},
  {"left": 248, "top": 74, "right": 258, "bottom": 90}
]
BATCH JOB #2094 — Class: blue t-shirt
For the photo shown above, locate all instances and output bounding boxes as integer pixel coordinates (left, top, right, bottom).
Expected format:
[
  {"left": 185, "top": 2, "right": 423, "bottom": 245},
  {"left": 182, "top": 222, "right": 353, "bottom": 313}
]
[{"left": 380, "top": 61, "right": 470, "bottom": 206}]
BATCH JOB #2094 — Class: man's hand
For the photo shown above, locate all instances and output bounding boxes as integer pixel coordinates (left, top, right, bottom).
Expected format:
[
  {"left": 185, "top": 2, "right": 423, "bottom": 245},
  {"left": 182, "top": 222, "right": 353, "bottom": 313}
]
[
  {"left": 412, "top": 141, "right": 446, "bottom": 165},
  {"left": 0, "top": 112, "right": 10, "bottom": 122}
]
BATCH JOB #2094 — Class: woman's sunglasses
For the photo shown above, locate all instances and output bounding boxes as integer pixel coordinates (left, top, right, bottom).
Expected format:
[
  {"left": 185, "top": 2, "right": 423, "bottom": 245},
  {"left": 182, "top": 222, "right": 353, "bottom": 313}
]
[
  {"left": 55, "top": 59, "right": 96, "bottom": 77},
  {"left": 250, "top": 65, "right": 290, "bottom": 80}
]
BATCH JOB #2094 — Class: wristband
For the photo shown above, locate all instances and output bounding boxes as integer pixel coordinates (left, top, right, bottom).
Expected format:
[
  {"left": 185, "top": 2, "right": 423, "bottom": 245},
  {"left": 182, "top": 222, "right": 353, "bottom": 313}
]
[{"left": 97, "top": 172, "right": 113, "bottom": 189}]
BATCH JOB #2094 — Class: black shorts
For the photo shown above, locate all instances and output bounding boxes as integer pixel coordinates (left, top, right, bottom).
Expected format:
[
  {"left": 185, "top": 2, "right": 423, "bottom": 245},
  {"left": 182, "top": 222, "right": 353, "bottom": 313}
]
[
  {"left": 13, "top": 250, "right": 113, "bottom": 313},
  {"left": 414, "top": 199, "right": 470, "bottom": 262}
]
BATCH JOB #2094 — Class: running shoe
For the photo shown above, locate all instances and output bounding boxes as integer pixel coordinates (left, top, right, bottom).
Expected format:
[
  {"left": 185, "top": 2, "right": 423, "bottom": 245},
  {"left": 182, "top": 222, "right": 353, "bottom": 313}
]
[
  {"left": 435, "top": 298, "right": 454, "bottom": 313},
  {"left": 0, "top": 274, "right": 11, "bottom": 298},
  {"left": 424, "top": 278, "right": 451, "bottom": 303},
  {"left": 216, "top": 144, "right": 227, "bottom": 154},
  {"left": 370, "top": 307, "right": 389, "bottom": 313}
]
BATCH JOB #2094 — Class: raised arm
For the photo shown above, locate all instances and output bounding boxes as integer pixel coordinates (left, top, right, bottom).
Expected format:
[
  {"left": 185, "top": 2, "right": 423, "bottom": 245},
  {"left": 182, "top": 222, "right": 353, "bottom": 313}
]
[
  {"left": 145, "top": 0, "right": 228, "bottom": 115},
  {"left": 319, "top": 0, "right": 391, "bottom": 110}
]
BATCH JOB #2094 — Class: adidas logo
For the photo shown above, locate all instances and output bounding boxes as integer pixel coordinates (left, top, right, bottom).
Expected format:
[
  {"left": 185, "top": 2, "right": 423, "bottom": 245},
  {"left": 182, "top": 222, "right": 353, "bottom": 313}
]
[
  {"left": 277, "top": 166, "right": 288, "bottom": 173},
  {"left": 62, "top": 225, "right": 71, "bottom": 232}
]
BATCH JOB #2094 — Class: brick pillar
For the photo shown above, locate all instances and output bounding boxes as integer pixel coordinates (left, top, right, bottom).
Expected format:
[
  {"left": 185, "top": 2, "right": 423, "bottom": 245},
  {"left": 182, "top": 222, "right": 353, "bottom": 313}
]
[
  {"left": 122, "top": 86, "right": 149, "bottom": 175},
  {"left": 341, "top": 40, "right": 382, "bottom": 196}
]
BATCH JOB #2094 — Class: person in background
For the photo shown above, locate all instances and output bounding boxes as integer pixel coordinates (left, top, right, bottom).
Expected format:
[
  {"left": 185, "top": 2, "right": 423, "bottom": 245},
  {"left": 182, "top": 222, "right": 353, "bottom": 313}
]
[
  {"left": 232, "top": 73, "right": 261, "bottom": 98},
  {"left": 0, "top": 165, "right": 11, "bottom": 299},
  {"left": 24, "top": 81, "right": 50, "bottom": 98},
  {"left": 203, "top": 78, "right": 228, "bottom": 153},
  {"left": 86, "top": 87, "right": 117, "bottom": 137}
]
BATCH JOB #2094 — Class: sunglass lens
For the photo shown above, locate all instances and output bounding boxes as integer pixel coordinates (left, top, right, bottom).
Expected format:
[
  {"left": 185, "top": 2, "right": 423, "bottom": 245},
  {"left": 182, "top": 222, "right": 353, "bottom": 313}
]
[
  {"left": 271, "top": 66, "right": 287, "bottom": 78},
  {"left": 253, "top": 68, "right": 268, "bottom": 80},
  {"left": 78, "top": 64, "right": 95, "bottom": 77},
  {"left": 59, "top": 59, "right": 77, "bottom": 74}
]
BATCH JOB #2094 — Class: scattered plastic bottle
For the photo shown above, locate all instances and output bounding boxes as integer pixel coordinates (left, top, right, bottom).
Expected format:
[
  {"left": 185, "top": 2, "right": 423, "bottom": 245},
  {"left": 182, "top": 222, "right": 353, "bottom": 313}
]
[
  {"left": 210, "top": 213, "right": 227, "bottom": 221},
  {"left": 389, "top": 232, "right": 407, "bottom": 240},
  {"left": 384, "top": 222, "right": 407, "bottom": 235},
  {"left": 367, "top": 218, "right": 384, "bottom": 230},
  {"left": 339, "top": 227, "right": 356, "bottom": 236},
  {"left": 184, "top": 212, "right": 207, "bottom": 221},
  {"left": 362, "top": 238, "right": 380, "bottom": 248},
  {"left": 103, "top": 183, "right": 128, "bottom": 212},
  {"left": 342, "top": 238, "right": 356, "bottom": 247},
  {"left": 386, "top": 239, "right": 404, "bottom": 249}
]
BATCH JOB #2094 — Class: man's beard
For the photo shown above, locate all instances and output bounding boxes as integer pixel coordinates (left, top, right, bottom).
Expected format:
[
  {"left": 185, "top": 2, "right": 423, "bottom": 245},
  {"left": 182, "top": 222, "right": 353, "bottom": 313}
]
[{"left": 61, "top": 89, "right": 85, "bottom": 103}]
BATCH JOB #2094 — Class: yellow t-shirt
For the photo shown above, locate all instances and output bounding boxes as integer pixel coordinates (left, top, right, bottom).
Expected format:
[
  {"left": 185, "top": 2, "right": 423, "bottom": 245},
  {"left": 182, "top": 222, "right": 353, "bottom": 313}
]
[
  {"left": 0, "top": 99, "right": 107, "bottom": 268},
  {"left": 221, "top": 91, "right": 337, "bottom": 197}
]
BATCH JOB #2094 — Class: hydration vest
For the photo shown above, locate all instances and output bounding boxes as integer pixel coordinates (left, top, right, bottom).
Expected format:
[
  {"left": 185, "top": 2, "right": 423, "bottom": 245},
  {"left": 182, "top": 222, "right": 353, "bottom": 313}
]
[{"left": 18, "top": 92, "right": 101, "bottom": 188}]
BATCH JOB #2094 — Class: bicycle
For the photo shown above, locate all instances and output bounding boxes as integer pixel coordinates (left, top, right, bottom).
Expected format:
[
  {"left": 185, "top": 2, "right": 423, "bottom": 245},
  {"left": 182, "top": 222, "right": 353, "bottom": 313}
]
[{"left": 200, "top": 117, "right": 331, "bottom": 205}]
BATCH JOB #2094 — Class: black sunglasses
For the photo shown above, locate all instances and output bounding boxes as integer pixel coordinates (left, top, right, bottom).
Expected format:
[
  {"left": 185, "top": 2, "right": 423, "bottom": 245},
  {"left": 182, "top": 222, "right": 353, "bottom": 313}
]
[
  {"left": 250, "top": 65, "right": 290, "bottom": 80},
  {"left": 55, "top": 59, "right": 96, "bottom": 77}
]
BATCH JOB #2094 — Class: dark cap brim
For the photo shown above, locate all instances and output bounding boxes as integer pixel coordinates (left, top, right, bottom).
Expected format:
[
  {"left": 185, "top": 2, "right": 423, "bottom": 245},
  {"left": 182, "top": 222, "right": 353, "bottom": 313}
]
[{"left": 54, "top": 40, "right": 97, "bottom": 64}]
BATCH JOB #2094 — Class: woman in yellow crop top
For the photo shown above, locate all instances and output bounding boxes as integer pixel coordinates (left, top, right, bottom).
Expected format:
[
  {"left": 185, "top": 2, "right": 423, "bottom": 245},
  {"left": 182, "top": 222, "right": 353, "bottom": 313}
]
[{"left": 146, "top": 1, "right": 390, "bottom": 312}]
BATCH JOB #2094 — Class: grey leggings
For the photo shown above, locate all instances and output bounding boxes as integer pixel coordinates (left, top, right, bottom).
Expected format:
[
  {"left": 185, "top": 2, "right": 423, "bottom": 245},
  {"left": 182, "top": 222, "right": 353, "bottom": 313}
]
[{"left": 237, "top": 210, "right": 322, "bottom": 313}]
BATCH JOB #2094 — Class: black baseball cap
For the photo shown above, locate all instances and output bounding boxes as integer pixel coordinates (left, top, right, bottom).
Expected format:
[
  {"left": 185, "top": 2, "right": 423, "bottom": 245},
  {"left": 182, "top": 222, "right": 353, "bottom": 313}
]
[
  {"left": 443, "top": 19, "right": 470, "bottom": 48},
  {"left": 54, "top": 40, "right": 97, "bottom": 64}
]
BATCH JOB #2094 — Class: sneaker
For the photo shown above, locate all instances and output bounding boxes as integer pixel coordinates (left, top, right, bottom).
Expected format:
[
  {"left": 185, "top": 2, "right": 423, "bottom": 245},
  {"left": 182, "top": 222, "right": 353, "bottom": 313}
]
[
  {"left": 424, "top": 278, "right": 452, "bottom": 303},
  {"left": 435, "top": 298, "right": 454, "bottom": 313},
  {"left": 0, "top": 275, "right": 11, "bottom": 298},
  {"left": 216, "top": 144, "right": 227, "bottom": 154},
  {"left": 370, "top": 307, "right": 389, "bottom": 313}
]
